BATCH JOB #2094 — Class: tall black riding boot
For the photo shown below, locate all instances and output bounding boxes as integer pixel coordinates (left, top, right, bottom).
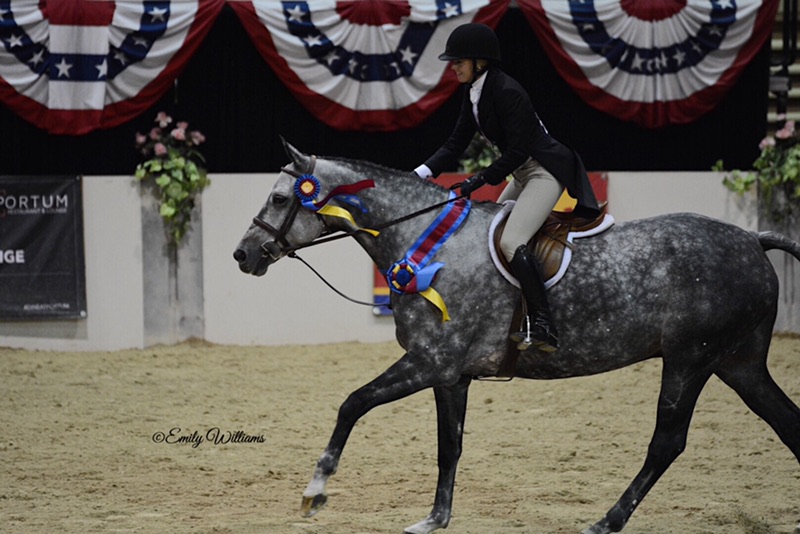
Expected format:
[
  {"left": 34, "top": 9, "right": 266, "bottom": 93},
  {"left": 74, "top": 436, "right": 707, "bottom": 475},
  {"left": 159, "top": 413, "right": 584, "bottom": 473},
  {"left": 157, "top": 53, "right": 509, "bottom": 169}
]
[{"left": 509, "top": 245, "right": 559, "bottom": 352}]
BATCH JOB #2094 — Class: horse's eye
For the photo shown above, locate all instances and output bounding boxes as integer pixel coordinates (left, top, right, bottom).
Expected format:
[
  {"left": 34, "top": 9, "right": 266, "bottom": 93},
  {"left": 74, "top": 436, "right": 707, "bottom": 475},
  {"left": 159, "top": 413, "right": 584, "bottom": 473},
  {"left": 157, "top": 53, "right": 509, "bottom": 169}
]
[{"left": 272, "top": 194, "right": 288, "bottom": 206}]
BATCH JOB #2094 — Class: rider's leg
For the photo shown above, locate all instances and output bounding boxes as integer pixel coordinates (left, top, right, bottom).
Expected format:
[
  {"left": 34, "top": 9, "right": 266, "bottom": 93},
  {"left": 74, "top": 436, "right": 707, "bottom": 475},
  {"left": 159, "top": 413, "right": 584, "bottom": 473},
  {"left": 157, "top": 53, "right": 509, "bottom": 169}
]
[
  {"left": 509, "top": 245, "right": 559, "bottom": 351},
  {"left": 499, "top": 159, "right": 562, "bottom": 351},
  {"left": 497, "top": 169, "right": 523, "bottom": 203}
]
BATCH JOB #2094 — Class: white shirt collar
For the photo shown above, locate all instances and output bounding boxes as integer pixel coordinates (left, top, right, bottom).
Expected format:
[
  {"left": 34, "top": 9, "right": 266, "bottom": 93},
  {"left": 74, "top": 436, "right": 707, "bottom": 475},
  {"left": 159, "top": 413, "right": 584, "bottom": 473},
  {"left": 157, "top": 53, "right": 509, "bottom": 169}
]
[
  {"left": 470, "top": 71, "right": 488, "bottom": 126},
  {"left": 469, "top": 70, "right": 488, "bottom": 106}
]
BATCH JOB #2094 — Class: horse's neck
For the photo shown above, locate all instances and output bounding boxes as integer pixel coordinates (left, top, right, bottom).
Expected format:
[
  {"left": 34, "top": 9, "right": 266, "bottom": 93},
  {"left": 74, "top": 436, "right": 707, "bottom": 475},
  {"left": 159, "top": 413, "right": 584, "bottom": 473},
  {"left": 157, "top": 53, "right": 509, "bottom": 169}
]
[{"left": 345, "top": 170, "right": 450, "bottom": 270}]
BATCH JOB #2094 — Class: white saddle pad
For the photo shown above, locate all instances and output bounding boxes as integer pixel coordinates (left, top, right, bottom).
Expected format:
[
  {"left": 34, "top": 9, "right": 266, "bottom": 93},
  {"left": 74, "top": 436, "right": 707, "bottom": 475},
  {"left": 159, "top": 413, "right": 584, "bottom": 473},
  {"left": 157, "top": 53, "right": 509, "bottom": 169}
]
[{"left": 489, "top": 200, "right": 615, "bottom": 290}]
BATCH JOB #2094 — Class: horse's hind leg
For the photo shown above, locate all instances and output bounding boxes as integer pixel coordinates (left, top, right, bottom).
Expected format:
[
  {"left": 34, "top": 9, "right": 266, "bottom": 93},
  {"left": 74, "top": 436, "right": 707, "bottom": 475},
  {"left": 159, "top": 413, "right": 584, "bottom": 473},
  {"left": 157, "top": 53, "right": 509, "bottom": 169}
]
[
  {"left": 584, "top": 357, "right": 716, "bottom": 534},
  {"left": 300, "top": 350, "right": 459, "bottom": 519},
  {"left": 715, "top": 328, "right": 800, "bottom": 462},
  {"left": 405, "top": 376, "right": 471, "bottom": 534}
]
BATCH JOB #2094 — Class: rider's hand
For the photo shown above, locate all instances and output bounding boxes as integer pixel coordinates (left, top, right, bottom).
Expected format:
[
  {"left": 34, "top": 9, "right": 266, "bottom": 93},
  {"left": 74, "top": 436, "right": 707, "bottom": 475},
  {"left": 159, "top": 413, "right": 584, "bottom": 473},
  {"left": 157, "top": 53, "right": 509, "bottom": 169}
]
[
  {"left": 460, "top": 174, "right": 487, "bottom": 197},
  {"left": 413, "top": 165, "right": 433, "bottom": 179}
]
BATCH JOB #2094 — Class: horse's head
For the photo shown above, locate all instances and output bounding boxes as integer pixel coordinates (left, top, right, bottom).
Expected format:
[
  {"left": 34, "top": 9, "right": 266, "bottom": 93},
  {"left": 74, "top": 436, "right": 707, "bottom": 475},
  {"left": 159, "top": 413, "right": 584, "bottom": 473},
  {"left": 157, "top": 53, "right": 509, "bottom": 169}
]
[{"left": 233, "top": 140, "right": 328, "bottom": 276}]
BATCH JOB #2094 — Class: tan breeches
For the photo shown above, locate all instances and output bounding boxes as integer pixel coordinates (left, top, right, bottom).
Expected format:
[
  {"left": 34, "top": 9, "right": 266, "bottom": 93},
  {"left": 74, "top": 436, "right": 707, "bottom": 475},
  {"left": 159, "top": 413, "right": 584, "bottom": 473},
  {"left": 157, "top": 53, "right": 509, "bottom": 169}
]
[{"left": 497, "top": 158, "right": 563, "bottom": 262}]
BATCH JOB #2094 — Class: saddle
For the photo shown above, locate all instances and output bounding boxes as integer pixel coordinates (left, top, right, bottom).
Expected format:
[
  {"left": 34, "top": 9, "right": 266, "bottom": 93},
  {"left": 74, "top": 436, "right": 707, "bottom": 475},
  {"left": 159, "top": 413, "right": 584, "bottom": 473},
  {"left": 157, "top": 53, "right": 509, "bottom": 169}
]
[
  {"left": 492, "top": 202, "right": 609, "bottom": 283},
  {"left": 491, "top": 202, "right": 611, "bottom": 378}
]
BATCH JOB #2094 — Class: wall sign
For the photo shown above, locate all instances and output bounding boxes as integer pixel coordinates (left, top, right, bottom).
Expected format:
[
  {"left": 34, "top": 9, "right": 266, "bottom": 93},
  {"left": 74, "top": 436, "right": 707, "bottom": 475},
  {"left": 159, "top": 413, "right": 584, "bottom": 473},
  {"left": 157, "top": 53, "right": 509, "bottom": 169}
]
[{"left": 0, "top": 176, "right": 86, "bottom": 320}]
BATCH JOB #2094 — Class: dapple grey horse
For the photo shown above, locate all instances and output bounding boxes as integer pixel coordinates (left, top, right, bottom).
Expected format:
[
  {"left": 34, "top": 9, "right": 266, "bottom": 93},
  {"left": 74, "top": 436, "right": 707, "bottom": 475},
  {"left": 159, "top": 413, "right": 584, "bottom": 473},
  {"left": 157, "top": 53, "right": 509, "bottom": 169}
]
[{"left": 234, "top": 143, "right": 800, "bottom": 534}]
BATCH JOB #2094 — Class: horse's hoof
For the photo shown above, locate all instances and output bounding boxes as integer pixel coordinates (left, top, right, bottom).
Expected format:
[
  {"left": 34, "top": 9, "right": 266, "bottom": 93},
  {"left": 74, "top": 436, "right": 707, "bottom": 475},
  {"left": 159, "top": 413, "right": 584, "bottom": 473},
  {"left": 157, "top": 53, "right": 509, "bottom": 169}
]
[
  {"left": 403, "top": 517, "right": 446, "bottom": 534},
  {"left": 581, "top": 521, "right": 611, "bottom": 534},
  {"left": 300, "top": 493, "right": 328, "bottom": 517}
]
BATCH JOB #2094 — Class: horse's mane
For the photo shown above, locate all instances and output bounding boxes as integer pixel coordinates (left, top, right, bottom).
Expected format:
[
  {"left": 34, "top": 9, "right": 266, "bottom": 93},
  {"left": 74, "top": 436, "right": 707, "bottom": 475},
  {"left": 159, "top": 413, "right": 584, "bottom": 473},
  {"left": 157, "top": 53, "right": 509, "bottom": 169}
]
[
  {"left": 324, "top": 155, "right": 400, "bottom": 177},
  {"left": 323, "top": 155, "right": 447, "bottom": 193}
]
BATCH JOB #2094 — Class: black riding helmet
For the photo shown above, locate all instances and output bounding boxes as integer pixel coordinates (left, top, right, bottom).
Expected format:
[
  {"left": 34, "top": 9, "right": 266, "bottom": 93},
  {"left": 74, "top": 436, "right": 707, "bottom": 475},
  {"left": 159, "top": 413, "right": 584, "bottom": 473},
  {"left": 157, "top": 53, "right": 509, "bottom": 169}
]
[{"left": 438, "top": 23, "right": 501, "bottom": 63}]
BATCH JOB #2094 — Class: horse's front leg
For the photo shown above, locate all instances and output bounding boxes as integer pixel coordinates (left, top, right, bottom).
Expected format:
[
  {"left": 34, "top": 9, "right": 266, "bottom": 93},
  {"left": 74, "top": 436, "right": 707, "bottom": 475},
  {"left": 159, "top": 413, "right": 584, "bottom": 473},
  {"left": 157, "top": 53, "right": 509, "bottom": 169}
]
[
  {"left": 405, "top": 375, "right": 471, "bottom": 534},
  {"left": 301, "top": 350, "right": 459, "bottom": 518}
]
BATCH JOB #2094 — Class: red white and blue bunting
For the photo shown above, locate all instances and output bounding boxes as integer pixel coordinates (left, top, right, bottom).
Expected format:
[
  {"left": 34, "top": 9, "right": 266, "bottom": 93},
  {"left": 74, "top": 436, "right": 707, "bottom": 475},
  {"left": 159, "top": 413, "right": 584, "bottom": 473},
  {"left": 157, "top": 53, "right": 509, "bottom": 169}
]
[
  {"left": 229, "top": 0, "right": 509, "bottom": 131},
  {"left": 0, "top": 0, "right": 778, "bottom": 134},
  {"left": 0, "top": 0, "right": 224, "bottom": 134},
  {"left": 517, "top": 0, "right": 778, "bottom": 128}
]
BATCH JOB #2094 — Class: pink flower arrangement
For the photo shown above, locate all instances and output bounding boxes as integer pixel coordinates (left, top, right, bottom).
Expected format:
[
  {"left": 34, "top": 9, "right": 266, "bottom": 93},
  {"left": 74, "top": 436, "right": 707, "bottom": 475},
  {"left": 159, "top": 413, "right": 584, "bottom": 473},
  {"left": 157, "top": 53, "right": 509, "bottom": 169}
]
[
  {"left": 774, "top": 120, "right": 796, "bottom": 143},
  {"left": 759, "top": 136, "right": 776, "bottom": 151},
  {"left": 155, "top": 111, "right": 172, "bottom": 128},
  {"left": 135, "top": 112, "right": 206, "bottom": 160},
  {"left": 134, "top": 111, "right": 211, "bottom": 245},
  {"left": 721, "top": 115, "right": 800, "bottom": 220}
]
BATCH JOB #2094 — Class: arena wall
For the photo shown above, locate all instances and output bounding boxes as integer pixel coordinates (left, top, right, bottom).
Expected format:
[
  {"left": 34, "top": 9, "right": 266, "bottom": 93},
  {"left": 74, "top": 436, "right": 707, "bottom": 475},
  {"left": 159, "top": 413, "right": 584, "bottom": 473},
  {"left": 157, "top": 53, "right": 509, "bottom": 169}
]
[
  {"left": 4, "top": 171, "right": 794, "bottom": 352},
  {"left": 0, "top": 177, "right": 146, "bottom": 351}
]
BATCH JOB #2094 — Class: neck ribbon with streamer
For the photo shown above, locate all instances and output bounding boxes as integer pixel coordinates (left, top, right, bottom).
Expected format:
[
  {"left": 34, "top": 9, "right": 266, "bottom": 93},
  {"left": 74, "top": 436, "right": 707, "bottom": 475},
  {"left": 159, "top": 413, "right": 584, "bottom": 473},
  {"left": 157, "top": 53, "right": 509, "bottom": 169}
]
[{"left": 386, "top": 192, "right": 471, "bottom": 322}]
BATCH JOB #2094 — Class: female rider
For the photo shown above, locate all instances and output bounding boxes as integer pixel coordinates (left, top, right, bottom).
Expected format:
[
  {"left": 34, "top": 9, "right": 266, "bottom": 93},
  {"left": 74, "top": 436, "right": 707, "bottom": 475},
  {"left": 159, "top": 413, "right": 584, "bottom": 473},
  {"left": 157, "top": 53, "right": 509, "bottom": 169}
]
[{"left": 414, "top": 23, "right": 600, "bottom": 352}]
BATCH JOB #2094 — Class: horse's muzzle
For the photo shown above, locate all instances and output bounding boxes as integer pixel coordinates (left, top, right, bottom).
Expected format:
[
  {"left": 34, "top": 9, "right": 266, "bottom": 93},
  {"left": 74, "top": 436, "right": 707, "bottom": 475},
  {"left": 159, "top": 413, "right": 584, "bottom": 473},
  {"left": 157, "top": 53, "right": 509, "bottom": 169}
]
[{"left": 233, "top": 242, "right": 279, "bottom": 276}]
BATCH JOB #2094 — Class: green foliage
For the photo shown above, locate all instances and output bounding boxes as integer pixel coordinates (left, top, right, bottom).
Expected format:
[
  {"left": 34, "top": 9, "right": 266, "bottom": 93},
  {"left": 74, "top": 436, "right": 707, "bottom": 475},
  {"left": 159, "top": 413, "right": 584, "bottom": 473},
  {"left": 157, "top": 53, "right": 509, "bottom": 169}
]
[
  {"left": 458, "top": 133, "right": 501, "bottom": 173},
  {"left": 134, "top": 112, "right": 210, "bottom": 245},
  {"left": 719, "top": 120, "right": 800, "bottom": 221}
]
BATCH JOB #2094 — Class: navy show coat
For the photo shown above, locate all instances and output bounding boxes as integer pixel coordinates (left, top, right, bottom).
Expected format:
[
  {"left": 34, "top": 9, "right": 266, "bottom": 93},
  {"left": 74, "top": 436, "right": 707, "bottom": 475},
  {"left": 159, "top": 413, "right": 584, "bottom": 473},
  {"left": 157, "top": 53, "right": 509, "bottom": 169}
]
[{"left": 423, "top": 68, "right": 600, "bottom": 215}]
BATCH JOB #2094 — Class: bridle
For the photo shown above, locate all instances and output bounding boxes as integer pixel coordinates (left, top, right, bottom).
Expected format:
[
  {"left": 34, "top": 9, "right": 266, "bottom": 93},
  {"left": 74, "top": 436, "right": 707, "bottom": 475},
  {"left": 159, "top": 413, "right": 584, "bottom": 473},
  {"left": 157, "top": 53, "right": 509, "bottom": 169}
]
[
  {"left": 251, "top": 155, "right": 320, "bottom": 262},
  {"left": 249, "top": 155, "right": 468, "bottom": 307},
  {"left": 251, "top": 155, "right": 468, "bottom": 265}
]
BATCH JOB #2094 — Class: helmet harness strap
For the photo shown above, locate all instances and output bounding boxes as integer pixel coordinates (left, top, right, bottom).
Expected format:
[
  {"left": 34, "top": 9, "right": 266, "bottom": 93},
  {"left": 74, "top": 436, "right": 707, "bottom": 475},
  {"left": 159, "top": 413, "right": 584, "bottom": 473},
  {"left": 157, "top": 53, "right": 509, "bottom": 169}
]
[{"left": 470, "top": 59, "right": 489, "bottom": 84}]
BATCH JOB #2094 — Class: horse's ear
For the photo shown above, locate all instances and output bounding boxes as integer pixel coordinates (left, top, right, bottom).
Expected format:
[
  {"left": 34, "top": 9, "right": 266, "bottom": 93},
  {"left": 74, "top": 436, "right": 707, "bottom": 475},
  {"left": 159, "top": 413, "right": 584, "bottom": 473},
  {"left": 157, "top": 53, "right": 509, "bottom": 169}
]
[{"left": 280, "top": 137, "right": 310, "bottom": 170}]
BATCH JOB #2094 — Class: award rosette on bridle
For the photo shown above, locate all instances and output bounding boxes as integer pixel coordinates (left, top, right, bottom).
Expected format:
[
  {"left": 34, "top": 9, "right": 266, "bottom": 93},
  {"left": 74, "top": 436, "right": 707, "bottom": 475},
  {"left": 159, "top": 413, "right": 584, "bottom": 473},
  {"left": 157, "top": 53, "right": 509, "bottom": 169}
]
[
  {"left": 295, "top": 174, "right": 321, "bottom": 202},
  {"left": 386, "top": 192, "right": 471, "bottom": 322}
]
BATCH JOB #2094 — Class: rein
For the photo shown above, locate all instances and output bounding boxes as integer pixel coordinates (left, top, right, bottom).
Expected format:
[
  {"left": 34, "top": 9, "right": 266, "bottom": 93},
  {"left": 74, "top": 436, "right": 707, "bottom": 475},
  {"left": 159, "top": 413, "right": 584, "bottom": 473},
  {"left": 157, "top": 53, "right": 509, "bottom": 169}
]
[
  {"left": 253, "top": 161, "right": 467, "bottom": 256},
  {"left": 252, "top": 159, "right": 467, "bottom": 308},
  {"left": 285, "top": 190, "right": 467, "bottom": 254}
]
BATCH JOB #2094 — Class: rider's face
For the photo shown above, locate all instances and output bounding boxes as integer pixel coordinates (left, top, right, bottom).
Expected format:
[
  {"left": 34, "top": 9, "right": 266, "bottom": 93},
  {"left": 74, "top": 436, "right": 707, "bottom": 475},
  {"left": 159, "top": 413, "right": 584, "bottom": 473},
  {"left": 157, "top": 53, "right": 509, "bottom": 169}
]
[{"left": 450, "top": 59, "right": 474, "bottom": 84}]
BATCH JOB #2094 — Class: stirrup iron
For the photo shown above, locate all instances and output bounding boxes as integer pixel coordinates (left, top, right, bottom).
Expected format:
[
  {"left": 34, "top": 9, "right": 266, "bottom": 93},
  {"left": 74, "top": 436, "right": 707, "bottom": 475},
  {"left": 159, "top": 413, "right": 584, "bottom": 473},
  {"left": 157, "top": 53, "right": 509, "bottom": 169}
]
[
  {"left": 510, "top": 301, "right": 558, "bottom": 353},
  {"left": 510, "top": 315, "right": 534, "bottom": 351}
]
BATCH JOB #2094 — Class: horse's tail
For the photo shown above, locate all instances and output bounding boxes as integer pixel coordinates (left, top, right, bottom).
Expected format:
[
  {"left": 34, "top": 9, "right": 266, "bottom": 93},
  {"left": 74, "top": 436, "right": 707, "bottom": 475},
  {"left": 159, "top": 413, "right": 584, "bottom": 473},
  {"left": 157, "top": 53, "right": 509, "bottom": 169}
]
[{"left": 757, "top": 231, "right": 800, "bottom": 262}]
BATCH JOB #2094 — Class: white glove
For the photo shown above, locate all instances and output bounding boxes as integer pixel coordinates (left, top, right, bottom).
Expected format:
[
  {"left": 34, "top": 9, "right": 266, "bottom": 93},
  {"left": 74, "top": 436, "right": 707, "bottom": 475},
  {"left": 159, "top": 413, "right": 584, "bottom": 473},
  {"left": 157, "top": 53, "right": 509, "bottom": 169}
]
[{"left": 413, "top": 164, "right": 434, "bottom": 179}]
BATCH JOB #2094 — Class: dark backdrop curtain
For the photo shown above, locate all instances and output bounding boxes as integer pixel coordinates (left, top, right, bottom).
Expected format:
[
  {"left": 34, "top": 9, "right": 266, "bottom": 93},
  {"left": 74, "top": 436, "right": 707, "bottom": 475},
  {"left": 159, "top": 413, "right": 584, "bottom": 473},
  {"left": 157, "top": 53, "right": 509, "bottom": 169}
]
[{"left": 0, "top": 6, "right": 767, "bottom": 176}]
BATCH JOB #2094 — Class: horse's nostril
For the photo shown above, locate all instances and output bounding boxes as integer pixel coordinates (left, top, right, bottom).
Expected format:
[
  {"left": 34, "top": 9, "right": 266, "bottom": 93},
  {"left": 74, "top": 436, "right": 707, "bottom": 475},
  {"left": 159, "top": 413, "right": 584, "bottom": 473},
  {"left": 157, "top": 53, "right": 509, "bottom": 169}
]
[{"left": 233, "top": 249, "right": 247, "bottom": 262}]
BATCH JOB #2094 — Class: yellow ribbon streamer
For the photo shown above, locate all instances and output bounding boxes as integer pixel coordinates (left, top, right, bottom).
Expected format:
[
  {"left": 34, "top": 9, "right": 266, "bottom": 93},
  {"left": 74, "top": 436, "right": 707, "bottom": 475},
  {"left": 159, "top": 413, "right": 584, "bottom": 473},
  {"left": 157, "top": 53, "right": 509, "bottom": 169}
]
[
  {"left": 317, "top": 203, "right": 449, "bottom": 321},
  {"left": 420, "top": 287, "right": 450, "bottom": 322},
  {"left": 317, "top": 204, "right": 379, "bottom": 237}
]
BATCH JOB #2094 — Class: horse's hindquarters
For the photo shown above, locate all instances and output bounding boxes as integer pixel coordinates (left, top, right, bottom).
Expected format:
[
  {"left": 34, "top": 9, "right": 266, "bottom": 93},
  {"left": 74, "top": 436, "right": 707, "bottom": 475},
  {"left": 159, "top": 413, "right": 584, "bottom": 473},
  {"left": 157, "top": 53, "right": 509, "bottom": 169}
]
[{"left": 531, "top": 214, "right": 781, "bottom": 375}]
